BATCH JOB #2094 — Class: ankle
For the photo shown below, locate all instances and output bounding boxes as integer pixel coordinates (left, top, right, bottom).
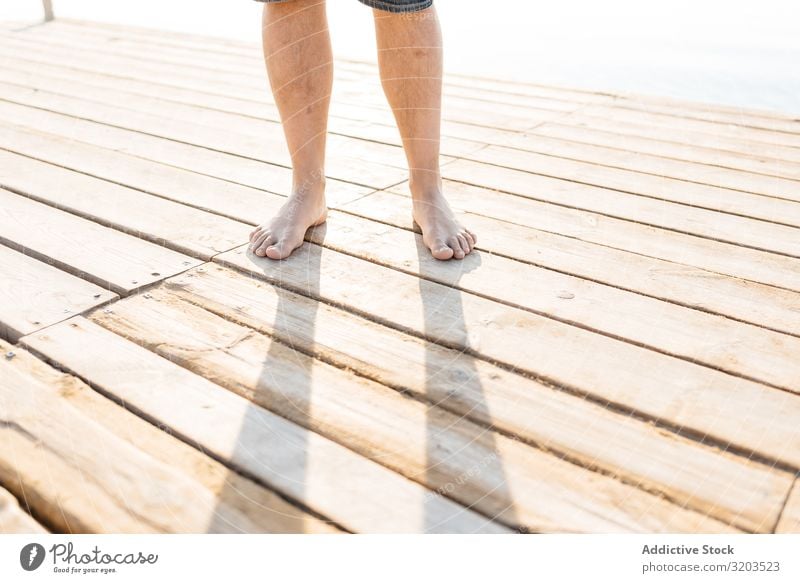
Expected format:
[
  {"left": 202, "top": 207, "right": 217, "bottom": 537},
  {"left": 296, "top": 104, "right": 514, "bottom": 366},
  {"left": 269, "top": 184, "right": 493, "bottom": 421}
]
[
  {"left": 291, "top": 169, "right": 326, "bottom": 199},
  {"left": 409, "top": 171, "right": 442, "bottom": 200}
]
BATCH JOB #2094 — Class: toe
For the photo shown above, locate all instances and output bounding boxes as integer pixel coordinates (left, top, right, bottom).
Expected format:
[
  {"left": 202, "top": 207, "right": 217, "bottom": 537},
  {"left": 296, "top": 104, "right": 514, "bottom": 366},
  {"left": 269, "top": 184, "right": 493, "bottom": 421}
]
[
  {"left": 462, "top": 231, "right": 475, "bottom": 252},
  {"left": 255, "top": 234, "right": 276, "bottom": 257},
  {"left": 457, "top": 234, "right": 471, "bottom": 256},
  {"left": 249, "top": 227, "right": 262, "bottom": 244},
  {"left": 250, "top": 231, "right": 269, "bottom": 253},
  {"left": 467, "top": 229, "right": 478, "bottom": 246},
  {"left": 431, "top": 240, "right": 455, "bottom": 261},
  {"left": 265, "top": 240, "right": 296, "bottom": 260},
  {"left": 449, "top": 236, "right": 465, "bottom": 260}
]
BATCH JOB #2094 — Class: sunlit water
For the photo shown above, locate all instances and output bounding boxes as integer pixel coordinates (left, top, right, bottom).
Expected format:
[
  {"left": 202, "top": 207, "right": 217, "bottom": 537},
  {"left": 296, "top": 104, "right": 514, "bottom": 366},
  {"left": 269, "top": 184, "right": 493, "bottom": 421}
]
[{"left": 4, "top": 0, "right": 800, "bottom": 115}]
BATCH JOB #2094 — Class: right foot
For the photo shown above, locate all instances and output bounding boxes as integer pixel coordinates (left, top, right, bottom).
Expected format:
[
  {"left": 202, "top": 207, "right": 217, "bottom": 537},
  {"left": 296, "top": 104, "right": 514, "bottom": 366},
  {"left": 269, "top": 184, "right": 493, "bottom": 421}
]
[{"left": 249, "top": 180, "right": 327, "bottom": 260}]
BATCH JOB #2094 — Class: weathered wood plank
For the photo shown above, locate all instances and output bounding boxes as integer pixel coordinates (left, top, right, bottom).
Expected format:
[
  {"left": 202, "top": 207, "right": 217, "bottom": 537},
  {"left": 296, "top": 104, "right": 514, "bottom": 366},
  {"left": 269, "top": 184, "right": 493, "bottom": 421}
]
[
  {"left": 0, "top": 146, "right": 250, "bottom": 261},
  {"left": 9, "top": 118, "right": 800, "bottom": 384},
  {"left": 443, "top": 158, "right": 800, "bottom": 259},
  {"left": 346, "top": 189, "right": 800, "bottom": 337},
  {"left": 214, "top": 244, "right": 800, "bottom": 470},
  {"left": 611, "top": 90, "right": 800, "bottom": 124},
  {"left": 0, "top": 188, "right": 201, "bottom": 295},
  {"left": 531, "top": 120, "right": 800, "bottom": 181},
  {"left": 21, "top": 320, "right": 506, "bottom": 534},
  {"left": 45, "top": 19, "right": 797, "bottom": 125},
  {"left": 467, "top": 144, "right": 800, "bottom": 221},
  {"left": 44, "top": 20, "right": 598, "bottom": 110},
  {"left": 0, "top": 340, "right": 291, "bottom": 533},
  {"left": 610, "top": 99, "right": 800, "bottom": 136},
  {"left": 0, "top": 244, "right": 117, "bottom": 342},
  {"left": 319, "top": 205, "right": 800, "bottom": 392},
  {"left": 6, "top": 109, "right": 800, "bottom": 378},
  {"left": 395, "top": 180, "right": 800, "bottom": 292},
  {"left": 17, "top": 26, "right": 800, "bottom": 142},
  {"left": 579, "top": 104, "right": 800, "bottom": 149},
  {"left": 0, "top": 32, "right": 558, "bottom": 132},
  {"left": 0, "top": 53, "right": 491, "bottom": 158},
  {"left": 0, "top": 79, "right": 409, "bottom": 190},
  {"left": 25, "top": 20, "right": 800, "bottom": 128},
  {"left": 0, "top": 99, "right": 370, "bottom": 208},
  {"left": 57, "top": 360, "right": 341, "bottom": 534},
  {"left": 72, "top": 298, "right": 742, "bottom": 533},
  {"left": 19, "top": 25, "right": 582, "bottom": 118},
  {"left": 158, "top": 264, "right": 791, "bottom": 532},
  {"left": 0, "top": 487, "right": 47, "bottom": 534},
  {"left": 497, "top": 132, "right": 800, "bottom": 201},
  {"left": 6, "top": 95, "right": 800, "bottom": 297},
  {"left": 5, "top": 51, "right": 798, "bottom": 199},
  {"left": 777, "top": 479, "right": 800, "bottom": 533},
  {"left": 555, "top": 113, "right": 800, "bottom": 165}
]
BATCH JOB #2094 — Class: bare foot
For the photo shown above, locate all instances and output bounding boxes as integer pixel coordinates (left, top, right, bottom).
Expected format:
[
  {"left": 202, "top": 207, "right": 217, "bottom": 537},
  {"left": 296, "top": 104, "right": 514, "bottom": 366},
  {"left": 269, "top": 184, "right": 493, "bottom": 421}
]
[
  {"left": 412, "top": 186, "right": 477, "bottom": 261},
  {"left": 249, "top": 179, "right": 327, "bottom": 260}
]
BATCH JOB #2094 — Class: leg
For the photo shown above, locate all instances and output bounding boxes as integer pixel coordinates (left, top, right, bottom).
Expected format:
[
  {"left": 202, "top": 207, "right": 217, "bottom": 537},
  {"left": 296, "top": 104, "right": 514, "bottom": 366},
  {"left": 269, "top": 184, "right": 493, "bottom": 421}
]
[
  {"left": 250, "top": 0, "right": 332, "bottom": 260},
  {"left": 373, "top": 5, "right": 476, "bottom": 260}
]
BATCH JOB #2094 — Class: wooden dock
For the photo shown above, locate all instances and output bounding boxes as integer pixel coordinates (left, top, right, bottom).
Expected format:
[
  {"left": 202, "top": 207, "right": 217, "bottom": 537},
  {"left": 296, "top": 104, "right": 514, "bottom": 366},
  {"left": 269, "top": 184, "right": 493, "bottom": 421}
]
[{"left": 1, "top": 18, "right": 799, "bottom": 534}]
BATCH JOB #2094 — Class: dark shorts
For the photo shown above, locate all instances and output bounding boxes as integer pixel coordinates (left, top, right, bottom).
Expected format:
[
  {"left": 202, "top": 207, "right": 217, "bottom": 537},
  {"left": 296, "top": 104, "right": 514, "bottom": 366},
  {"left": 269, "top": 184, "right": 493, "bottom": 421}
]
[{"left": 254, "top": 0, "right": 433, "bottom": 13}]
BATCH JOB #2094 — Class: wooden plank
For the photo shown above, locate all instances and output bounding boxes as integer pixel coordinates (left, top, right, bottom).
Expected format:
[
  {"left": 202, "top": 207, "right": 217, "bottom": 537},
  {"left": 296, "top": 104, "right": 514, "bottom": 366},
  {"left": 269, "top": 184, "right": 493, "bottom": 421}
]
[
  {"left": 10, "top": 113, "right": 800, "bottom": 354},
  {"left": 611, "top": 90, "right": 800, "bottom": 124},
  {"left": 0, "top": 188, "right": 202, "bottom": 295},
  {"left": 310, "top": 210, "right": 800, "bottom": 392},
  {"left": 777, "top": 479, "right": 800, "bottom": 533},
  {"left": 0, "top": 349, "right": 337, "bottom": 535},
  {"left": 158, "top": 264, "right": 791, "bottom": 532},
  {"left": 611, "top": 99, "right": 800, "bottom": 136},
  {"left": 0, "top": 123, "right": 295, "bottom": 233},
  {"left": 56, "top": 362, "right": 341, "bottom": 535},
  {"left": 466, "top": 145, "right": 800, "bottom": 222},
  {"left": 6, "top": 51, "right": 799, "bottom": 195},
  {"left": 23, "top": 24, "right": 583, "bottom": 116},
  {"left": 579, "top": 104, "right": 800, "bottom": 149},
  {"left": 0, "top": 33, "right": 559, "bottom": 132},
  {"left": 0, "top": 487, "right": 47, "bottom": 534},
  {"left": 347, "top": 189, "right": 800, "bottom": 337},
  {"left": 396, "top": 180, "right": 800, "bottom": 292},
  {"left": 71, "top": 298, "right": 742, "bottom": 533},
  {"left": 6, "top": 95, "right": 800, "bottom": 295},
  {"left": 498, "top": 132, "right": 800, "bottom": 202},
  {"left": 557, "top": 113, "right": 800, "bottom": 165},
  {"left": 0, "top": 147, "right": 250, "bottom": 261},
  {"left": 531, "top": 119, "right": 800, "bottom": 180},
  {"left": 21, "top": 20, "right": 800, "bottom": 126},
  {"left": 443, "top": 158, "right": 800, "bottom": 259},
  {"left": 0, "top": 244, "right": 117, "bottom": 342},
  {"left": 0, "top": 80, "right": 409, "bottom": 190},
  {"left": 46, "top": 19, "right": 608, "bottom": 110},
  {"left": 214, "top": 243, "right": 800, "bottom": 471},
  {"left": 0, "top": 53, "right": 492, "bottom": 158},
  {"left": 21, "top": 318, "right": 509, "bottom": 534},
  {"left": 0, "top": 101, "right": 370, "bottom": 208},
  {"left": 8, "top": 118, "right": 800, "bottom": 386},
  {"left": 10, "top": 54, "right": 788, "bottom": 256},
  {"left": 0, "top": 339, "right": 296, "bottom": 533},
  {"left": 65, "top": 19, "right": 791, "bottom": 120}
]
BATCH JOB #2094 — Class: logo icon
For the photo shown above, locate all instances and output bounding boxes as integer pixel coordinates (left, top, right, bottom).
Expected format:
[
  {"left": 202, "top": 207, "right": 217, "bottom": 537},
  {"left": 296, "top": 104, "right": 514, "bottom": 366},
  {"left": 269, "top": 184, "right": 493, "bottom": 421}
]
[{"left": 19, "top": 543, "right": 46, "bottom": 571}]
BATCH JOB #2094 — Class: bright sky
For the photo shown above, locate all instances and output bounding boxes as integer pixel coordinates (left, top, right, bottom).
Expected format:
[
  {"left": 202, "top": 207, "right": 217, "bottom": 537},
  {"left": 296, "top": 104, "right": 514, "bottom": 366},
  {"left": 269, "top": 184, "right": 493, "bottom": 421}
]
[{"left": 3, "top": 0, "right": 800, "bottom": 113}]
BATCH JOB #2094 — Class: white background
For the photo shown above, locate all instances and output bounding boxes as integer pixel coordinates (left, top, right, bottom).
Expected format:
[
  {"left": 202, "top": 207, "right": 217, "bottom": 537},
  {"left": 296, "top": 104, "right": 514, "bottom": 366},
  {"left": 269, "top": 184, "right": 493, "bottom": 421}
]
[{"left": 2, "top": 0, "right": 800, "bottom": 114}]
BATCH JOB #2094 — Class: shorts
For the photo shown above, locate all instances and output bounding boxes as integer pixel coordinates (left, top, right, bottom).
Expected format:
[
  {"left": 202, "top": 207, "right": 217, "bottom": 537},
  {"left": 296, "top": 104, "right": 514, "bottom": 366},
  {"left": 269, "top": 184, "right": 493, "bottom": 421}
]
[{"left": 254, "top": 0, "right": 433, "bottom": 13}]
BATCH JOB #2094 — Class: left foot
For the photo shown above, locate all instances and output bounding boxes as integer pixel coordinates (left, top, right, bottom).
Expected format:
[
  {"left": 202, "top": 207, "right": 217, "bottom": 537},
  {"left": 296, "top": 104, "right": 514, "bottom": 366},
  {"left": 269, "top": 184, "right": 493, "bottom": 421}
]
[
  {"left": 411, "top": 183, "right": 477, "bottom": 261},
  {"left": 248, "top": 176, "right": 327, "bottom": 260}
]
